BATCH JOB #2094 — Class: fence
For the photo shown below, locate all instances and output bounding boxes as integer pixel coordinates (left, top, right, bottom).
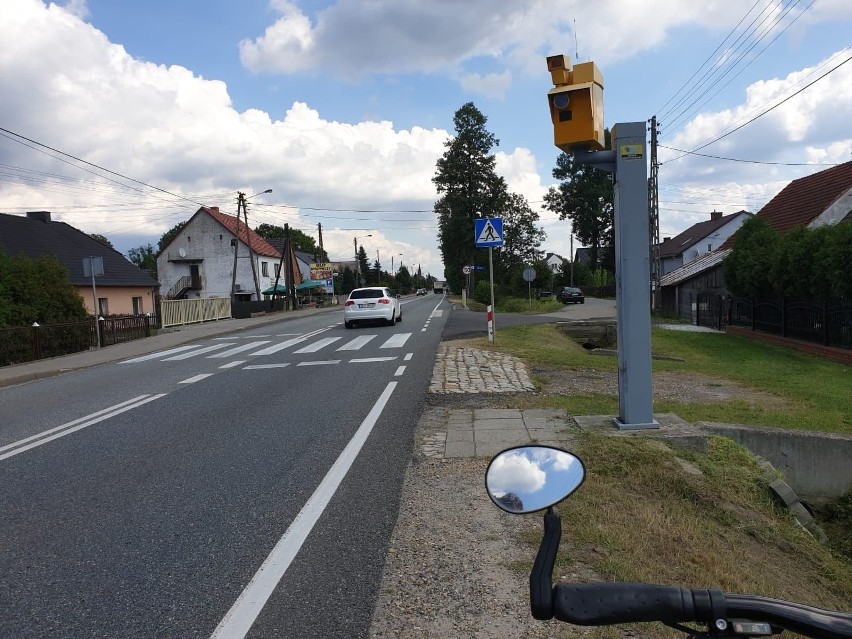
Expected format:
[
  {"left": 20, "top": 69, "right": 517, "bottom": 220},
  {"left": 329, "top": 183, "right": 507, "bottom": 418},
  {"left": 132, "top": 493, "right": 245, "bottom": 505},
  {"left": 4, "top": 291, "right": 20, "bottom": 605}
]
[
  {"left": 729, "top": 298, "right": 852, "bottom": 351},
  {"left": 0, "top": 315, "right": 153, "bottom": 367},
  {"left": 159, "top": 297, "right": 231, "bottom": 328}
]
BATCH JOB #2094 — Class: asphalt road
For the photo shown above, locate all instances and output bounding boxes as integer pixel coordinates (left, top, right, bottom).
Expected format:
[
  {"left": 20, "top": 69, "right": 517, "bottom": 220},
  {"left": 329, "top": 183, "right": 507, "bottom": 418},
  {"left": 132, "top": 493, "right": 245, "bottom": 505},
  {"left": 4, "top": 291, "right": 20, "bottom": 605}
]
[
  {"left": 0, "top": 294, "right": 449, "bottom": 638},
  {"left": 442, "top": 295, "right": 616, "bottom": 339}
]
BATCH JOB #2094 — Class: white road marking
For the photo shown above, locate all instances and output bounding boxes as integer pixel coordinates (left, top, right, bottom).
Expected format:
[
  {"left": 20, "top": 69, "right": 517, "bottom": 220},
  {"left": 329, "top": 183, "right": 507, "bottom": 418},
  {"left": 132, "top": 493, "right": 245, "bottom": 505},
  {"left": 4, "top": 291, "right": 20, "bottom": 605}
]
[
  {"left": 0, "top": 394, "right": 167, "bottom": 461},
  {"left": 210, "top": 382, "right": 398, "bottom": 639},
  {"left": 336, "top": 335, "right": 377, "bottom": 351},
  {"left": 404, "top": 353, "right": 413, "bottom": 361},
  {"left": 249, "top": 337, "right": 307, "bottom": 356},
  {"left": 207, "top": 341, "right": 272, "bottom": 358},
  {"left": 244, "top": 363, "right": 291, "bottom": 370},
  {"left": 219, "top": 361, "right": 246, "bottom": 369},
  {"left": 349, "top": 357, "right": 396, "bottom": 363},
  {"left": 163, "top": 343, "right": 233, "bottom": 360},
  {"left": 296, "top": 360, "right": 340, "bottom": 366},
  {"left": 379, "top": 333, "right": 411, "bottom": 349},
  {"left": 294, "top": 337, "right": 342, "bottom": 353},
  {"left": 179, "top": 374, "right": 214, "bottom": 384},
  {"left": 120, "top": 345, "right": 204, "bottom": 363},
  {"left": 394, "top": 366, "right": 406, "bottom": 377}
]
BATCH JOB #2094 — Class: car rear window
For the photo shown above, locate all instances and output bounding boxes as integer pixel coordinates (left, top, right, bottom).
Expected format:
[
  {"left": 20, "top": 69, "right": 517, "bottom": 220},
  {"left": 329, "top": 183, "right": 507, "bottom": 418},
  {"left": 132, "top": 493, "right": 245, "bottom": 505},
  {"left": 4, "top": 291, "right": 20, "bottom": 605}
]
[{"left": 350, "top": 289, "right": 384, "bottom": 300}]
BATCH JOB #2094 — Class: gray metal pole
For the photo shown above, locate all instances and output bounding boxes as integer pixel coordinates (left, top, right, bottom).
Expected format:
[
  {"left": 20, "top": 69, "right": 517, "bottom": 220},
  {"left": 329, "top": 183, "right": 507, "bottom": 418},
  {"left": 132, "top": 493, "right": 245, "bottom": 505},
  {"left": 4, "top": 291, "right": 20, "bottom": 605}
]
[
  {"left": 612, "top": 122, "right": 657, "bottom": 429},
  {"left": 488, "top": 246, "right": 496, "bottom": 342}
]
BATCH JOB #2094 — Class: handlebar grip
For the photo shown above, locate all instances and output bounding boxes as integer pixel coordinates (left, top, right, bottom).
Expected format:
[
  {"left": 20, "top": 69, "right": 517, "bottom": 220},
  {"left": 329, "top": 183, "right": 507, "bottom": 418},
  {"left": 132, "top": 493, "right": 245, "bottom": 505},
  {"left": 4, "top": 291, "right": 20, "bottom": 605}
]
[{"left": 553, "top": 582, "right": 725, "bottom": 625}]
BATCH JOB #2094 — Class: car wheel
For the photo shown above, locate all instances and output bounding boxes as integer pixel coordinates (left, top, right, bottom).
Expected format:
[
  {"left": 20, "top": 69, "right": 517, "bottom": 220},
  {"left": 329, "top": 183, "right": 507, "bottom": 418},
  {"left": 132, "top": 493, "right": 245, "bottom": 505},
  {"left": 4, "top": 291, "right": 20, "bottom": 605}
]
[
  {"left": 386, "top": 311, "right": 395, "bottom": 326},
  {"left": 581, "top": 300, "right": 585, "bottom": 304},
  {"left": 345, "top": 320, "right": 353, "bottom": 329},
  {"left": 396, "top": 311, "right": 402, "bottom": 322}
]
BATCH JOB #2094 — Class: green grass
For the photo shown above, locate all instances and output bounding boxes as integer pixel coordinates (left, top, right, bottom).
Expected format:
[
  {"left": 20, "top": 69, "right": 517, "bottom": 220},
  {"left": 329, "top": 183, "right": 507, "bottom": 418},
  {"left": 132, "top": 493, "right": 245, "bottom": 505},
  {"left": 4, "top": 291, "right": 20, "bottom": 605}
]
[{"left": 468, "top": 323, "right": 852, "bottom": 434}]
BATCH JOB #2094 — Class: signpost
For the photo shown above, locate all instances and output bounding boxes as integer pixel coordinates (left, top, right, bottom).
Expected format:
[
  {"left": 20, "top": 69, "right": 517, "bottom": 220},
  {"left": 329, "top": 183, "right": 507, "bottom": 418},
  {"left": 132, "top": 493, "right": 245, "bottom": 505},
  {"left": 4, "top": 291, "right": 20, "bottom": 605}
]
[
  {"left": 83, "top": 256, "right": 104, "bottom": 348},
  {"left": 474, "top": 218, "right": 504, "bottom": 343},
  {"left": 522, "top": 266, "right": 536, "bottom": 311}
]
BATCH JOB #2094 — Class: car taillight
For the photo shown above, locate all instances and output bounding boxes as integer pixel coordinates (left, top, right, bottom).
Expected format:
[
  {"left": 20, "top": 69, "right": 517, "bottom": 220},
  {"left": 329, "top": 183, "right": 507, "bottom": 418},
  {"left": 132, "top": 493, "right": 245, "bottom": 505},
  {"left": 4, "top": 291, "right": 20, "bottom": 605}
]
[
  {"left": 378, "top": 298, "right": 390, "bottom": 304},
  {"left": 344, "top": 300, "right": 354, "bottom": 306}
]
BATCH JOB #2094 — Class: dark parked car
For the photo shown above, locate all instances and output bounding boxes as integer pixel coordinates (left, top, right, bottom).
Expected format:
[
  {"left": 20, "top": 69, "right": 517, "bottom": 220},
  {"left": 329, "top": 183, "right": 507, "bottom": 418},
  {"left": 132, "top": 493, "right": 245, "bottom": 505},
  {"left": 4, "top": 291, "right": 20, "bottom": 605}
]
[{"left": 560, "top": 287, "right": 585, "bottom": 304}]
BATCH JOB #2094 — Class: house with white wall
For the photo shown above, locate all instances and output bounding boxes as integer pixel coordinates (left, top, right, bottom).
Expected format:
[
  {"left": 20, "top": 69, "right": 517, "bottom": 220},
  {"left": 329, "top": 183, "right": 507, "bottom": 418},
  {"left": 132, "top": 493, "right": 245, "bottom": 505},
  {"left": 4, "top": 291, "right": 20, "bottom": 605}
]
[
  {"left": 157, "top": 206, "right": 300, "bottom": 301},
  {"left": 658, "top": 210, "right": 751, "bottom": 277}
]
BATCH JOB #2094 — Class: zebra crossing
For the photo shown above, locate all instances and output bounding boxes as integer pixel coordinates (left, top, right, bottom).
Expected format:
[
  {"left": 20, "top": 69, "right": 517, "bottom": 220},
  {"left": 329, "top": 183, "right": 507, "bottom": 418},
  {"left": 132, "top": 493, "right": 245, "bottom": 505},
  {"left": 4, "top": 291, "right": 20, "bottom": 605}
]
[{"left": 120, "top": 332, "right": 413, "bottom": 365}]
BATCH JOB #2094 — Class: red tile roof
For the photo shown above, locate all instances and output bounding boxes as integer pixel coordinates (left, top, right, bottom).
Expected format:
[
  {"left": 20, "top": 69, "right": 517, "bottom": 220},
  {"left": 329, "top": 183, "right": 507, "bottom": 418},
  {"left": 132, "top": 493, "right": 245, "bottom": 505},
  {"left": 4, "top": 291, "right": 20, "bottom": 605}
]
[
  {"left": 720, "top": 161, "right": 852, "bottom": 249},
  {"left": 658, "top": 211, "right": 748, "bottom": 258},
  {"left": 203, "top": 207, "right": 281, "bottom": 257}
]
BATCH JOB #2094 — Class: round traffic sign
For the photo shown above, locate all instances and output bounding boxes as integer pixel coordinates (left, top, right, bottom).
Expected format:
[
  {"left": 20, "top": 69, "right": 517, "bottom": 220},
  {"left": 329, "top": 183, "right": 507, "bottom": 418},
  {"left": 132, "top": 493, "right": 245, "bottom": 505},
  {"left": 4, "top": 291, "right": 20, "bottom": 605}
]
[
  {"left": 522, "top": 267, "right": 536, "bottom": 282},
  {"left": 462, "top": 265, "right": 471, "bottom": 275}
]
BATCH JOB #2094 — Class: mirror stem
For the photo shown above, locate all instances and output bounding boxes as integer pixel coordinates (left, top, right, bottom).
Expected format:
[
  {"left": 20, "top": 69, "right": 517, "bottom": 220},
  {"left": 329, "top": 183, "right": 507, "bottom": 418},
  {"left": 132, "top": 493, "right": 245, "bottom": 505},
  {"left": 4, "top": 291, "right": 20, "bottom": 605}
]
[{"left": 530, "top": 506, "right": 561, "bottom": 620}]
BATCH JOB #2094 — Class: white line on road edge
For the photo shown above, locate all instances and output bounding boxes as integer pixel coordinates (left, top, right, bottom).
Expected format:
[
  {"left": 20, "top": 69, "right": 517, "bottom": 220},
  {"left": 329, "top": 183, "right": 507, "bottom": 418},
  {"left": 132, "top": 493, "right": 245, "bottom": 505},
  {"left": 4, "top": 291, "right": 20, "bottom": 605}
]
[
  {"left": 210, "top": 381, "right": 398, "bottom": 639},
  {"left": 179, "top": 374, "right": 214, "bottom": 384},
  {"left": 394, "top": 366, "right": 406, "bottom": 377},
  {"left": 0, "top": 394, "right": 167, "bottom": 461}
]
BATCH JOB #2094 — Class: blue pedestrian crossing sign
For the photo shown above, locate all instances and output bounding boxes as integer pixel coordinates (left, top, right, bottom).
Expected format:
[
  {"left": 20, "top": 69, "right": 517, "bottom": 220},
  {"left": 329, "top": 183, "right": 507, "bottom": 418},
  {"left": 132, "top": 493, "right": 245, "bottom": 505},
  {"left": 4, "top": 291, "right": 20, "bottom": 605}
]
[{"left": 474, "top": 217, "right": 504, "bottom": 247}]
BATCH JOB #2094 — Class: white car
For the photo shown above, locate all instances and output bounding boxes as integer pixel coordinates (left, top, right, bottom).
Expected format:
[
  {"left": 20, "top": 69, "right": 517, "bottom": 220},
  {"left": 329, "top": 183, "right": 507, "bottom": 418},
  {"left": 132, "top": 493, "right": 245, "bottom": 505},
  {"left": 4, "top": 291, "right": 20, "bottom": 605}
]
[{"left": 343, "top": 287, "right": 402, "bottom": 328}]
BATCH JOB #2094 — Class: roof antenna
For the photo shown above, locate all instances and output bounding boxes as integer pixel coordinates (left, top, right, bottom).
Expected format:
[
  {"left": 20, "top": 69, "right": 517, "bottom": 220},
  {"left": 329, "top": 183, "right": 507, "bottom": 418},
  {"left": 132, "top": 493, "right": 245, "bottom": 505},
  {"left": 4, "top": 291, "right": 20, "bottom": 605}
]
[{"left": 574, "top": 18, "right": 579, "bottom": 60}]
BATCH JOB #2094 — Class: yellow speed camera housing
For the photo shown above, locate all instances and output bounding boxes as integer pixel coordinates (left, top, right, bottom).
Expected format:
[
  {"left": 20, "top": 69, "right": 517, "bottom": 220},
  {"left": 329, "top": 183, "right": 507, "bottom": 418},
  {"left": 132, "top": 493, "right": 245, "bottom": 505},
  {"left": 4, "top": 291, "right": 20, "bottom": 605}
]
[{"left": 546, "top": 55, "right": 605, "bottom": 152}]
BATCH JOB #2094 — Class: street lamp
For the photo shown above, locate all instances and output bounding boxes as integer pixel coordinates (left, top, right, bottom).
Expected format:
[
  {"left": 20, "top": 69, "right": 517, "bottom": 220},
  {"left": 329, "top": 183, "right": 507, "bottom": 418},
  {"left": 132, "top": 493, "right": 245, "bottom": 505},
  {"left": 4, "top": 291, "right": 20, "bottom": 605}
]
[{"left": 353, "top": 234, "right": 372, "bottom": 287}]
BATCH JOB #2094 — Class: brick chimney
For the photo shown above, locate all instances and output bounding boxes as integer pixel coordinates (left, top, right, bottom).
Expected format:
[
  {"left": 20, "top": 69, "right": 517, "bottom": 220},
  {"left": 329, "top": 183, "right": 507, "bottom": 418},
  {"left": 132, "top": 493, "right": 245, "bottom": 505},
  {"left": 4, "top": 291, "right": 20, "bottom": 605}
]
[
  {"left": 26, "top": 211, "right": 52, "bottom": 223},
  {"left": 710, "top": 210, "right": 722, "bottom": 221}
]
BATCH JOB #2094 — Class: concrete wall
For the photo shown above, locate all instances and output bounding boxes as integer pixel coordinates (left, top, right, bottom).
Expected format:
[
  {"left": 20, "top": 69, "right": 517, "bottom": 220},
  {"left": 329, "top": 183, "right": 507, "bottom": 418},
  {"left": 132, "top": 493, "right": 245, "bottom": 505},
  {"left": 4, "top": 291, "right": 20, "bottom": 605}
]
[{"left": 700, "top": 422, "right": 852, "bottom": 505}]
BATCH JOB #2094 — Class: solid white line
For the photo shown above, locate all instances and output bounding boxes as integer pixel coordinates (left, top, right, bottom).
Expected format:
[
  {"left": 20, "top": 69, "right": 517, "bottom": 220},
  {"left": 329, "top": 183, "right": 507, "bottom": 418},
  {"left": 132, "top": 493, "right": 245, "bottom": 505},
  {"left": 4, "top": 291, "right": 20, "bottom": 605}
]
[
  {"left": 163, "top": 343, "right": 233, "bottom": 360},
  {"left": 120, "top": 345, "right": 204, "bottom": 363},
  {"left": 179, "top": 374, "right": 214, "bottom": 384},
  {"left": 244, "top": 363, "right": 291, "bottom": 370},
  {"left": 404, "top": 353, "right": 413, "bottom": 361},
  {"left": 208, "top": 341, "right": 272, "bottom": 358},
  {"left": 0, "top": 395, "right": 151, "bottom": 454},
  {"left": 294, "top": 337, "right": 342, "bottom": 353},
  {"left": 219, "top": 360, "right": 246, "bottom": 369},
  {"left": 0, "top": 394, "right": 167, "bottom": 461},
  {"left": 349, "top": 357, "right": 396, "bottom": 363},
  {"left": 296, "top": 360, "right": 340, "bottom": 366},
  {"left": 210, "top": 382, "right": 398, "bottom": 639},
  {"left": 394, "top": 366, "right": 406, "bottom": 377},
  {"left": 379, "top": 333, "right": 411, "bottom": 349}
]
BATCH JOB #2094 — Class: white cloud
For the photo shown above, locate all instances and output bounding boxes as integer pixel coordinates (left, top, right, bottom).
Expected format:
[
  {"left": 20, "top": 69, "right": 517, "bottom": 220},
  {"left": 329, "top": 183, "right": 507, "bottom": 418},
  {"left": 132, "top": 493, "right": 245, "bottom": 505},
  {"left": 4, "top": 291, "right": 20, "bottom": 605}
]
[{"left": 459, "top": 71, "right": 512, "bottom": 100}]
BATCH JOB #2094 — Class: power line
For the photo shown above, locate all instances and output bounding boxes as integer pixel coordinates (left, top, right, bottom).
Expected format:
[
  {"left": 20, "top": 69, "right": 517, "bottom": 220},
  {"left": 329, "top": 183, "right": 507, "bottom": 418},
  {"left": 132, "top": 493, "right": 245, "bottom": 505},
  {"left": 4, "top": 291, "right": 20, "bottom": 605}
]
[
  {"left": 662, "top": 52, "right": 852, "bottom": 165},
  {"left": 659, "top": 145, "right": 844, "bottom": 166}
]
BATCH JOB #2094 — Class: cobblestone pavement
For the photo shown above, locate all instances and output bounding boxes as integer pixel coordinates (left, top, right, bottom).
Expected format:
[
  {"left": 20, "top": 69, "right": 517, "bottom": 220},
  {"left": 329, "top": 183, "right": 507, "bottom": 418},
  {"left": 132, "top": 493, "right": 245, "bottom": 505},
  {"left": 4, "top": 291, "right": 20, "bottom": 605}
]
[{"left": 428, "top": 343, "right": 536, "bottom": 394}]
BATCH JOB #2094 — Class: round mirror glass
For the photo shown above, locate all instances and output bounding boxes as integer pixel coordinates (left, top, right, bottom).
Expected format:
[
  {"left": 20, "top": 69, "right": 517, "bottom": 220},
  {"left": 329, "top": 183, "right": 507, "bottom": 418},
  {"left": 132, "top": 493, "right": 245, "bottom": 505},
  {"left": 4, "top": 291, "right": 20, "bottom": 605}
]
[{"left": 485, "top": 445, "right": 585, "bottom": 514}]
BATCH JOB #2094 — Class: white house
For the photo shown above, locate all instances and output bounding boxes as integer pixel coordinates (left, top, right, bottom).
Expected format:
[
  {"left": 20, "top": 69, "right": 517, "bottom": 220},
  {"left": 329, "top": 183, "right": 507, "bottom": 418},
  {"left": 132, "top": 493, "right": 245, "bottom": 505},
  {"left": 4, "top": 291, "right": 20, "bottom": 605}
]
[
  {"left": 544, "top": 252, "right": 565, "bottom": 272},
  {"left": 157, "top": 206, "right": 298, "bottom": 301},
  {"left": 658, "top": 210, "right": 751, "bottom": 277}
]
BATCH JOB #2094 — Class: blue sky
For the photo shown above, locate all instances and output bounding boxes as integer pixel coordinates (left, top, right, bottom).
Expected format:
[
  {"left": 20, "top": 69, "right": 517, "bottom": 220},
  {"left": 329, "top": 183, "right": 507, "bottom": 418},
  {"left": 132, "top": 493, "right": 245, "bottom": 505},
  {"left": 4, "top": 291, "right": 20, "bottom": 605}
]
[{"left": 1, "top": 0, "right": 851, "bottom": 280}]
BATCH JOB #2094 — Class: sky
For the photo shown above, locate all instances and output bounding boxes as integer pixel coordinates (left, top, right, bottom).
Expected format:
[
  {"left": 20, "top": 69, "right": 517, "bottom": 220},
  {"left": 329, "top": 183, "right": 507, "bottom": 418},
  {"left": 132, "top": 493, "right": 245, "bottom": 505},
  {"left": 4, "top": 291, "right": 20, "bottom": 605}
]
[{"left": 1, "top": 0, "right": 851, "bottom": 281}]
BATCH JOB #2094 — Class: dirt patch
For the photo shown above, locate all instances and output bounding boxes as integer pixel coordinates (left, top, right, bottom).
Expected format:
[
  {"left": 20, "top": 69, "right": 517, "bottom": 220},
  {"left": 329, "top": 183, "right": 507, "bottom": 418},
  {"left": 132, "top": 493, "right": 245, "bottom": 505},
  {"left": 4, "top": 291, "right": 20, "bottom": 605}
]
[{"left": 534, "top": 367, "right": 790, "bottom": 408}]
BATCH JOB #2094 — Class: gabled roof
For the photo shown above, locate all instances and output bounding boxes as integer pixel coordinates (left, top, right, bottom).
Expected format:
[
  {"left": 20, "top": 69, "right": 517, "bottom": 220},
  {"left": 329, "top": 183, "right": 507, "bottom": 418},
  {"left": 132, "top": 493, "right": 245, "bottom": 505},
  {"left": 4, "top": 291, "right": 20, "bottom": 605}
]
[
  {"left": 659, "top": 248, "right": 731, "bottom": 287},
  {"left": 659, "top": 211, "right": 749, "bottom": 259},
  {"left": 721, "top": 162, "right": 852, "bottom": 249},
  {"left": 0, "top": 212, "right": 158, "bottom": 287},
  {"left": 545, "top": 252, "right": 564, "bottom": 262},
  {"left": 753, "top": 161, "right": 852, "bottom": 234},
  {"left": 201, "top": 207, "right": 281, "bottom": 257}
]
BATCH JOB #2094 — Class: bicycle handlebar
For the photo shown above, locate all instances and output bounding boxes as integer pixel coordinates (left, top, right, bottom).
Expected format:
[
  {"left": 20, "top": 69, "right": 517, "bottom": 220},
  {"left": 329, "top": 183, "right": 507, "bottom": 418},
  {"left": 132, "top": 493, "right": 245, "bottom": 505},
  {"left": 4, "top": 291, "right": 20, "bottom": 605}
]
[{"left": 553, "top": 583, "right": 852, "bottom": 639}]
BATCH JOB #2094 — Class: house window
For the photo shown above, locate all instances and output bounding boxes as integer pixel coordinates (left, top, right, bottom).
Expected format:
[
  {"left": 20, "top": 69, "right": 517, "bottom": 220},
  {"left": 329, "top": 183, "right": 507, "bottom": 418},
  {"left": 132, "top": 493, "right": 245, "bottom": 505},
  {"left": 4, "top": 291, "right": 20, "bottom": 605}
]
[
  {"left": 132, "top": 297, "right": 143, "bottom": 314},
  {"left": 708, "top": 243, "right": 712, "bottom": 252},
  {"left": 262, "top": 261, "right": 269, "bottom": 277},
  {"left": 274, "top": 263, "right": 281, "bottom": 277},
  {"left": 97, "top": 298, "right": 109, "bottom": 315}
]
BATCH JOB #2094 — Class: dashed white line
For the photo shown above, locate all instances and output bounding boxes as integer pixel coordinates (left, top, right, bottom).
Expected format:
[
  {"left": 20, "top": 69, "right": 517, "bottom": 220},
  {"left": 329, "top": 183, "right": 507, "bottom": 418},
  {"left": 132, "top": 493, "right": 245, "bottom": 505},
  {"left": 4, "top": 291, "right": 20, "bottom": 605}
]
[
  {"left": 404, "top": 353, "right": 413, "bottom": 361},
  {"left": 349, "top": 357, "right": 396, "bottom": 363},
  {"left": 394, "top": 366, "right": 406, "bottom": 376},
  {"left": 244, "top": 363, "right": 291, "bottom": 370},
  {"left": 296, "top": 360, "right": 341, "bottom": 366},
  {"left": 179, "top": 374, "right": 214, "bottom": 384},
  {"left": 219, "top": 360, "right": 245, "bottom": 369}
]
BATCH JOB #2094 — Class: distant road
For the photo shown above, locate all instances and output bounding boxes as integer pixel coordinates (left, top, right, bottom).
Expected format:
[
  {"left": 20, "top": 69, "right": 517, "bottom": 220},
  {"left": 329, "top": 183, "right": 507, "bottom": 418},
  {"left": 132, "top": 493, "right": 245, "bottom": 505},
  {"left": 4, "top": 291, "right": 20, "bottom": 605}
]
[{"left": 442, "top": 296, "right": 616, "bottom": 340}]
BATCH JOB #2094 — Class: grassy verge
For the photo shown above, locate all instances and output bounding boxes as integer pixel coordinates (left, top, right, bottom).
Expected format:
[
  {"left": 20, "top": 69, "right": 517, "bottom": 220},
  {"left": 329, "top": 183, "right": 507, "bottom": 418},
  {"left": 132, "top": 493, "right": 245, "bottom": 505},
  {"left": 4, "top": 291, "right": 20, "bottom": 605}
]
[
  {"left": 467, "top": 322, "right": 852, "bottom": 435},
  {"left": 524, "top": 434, "right": 852, "bottom": 639}
]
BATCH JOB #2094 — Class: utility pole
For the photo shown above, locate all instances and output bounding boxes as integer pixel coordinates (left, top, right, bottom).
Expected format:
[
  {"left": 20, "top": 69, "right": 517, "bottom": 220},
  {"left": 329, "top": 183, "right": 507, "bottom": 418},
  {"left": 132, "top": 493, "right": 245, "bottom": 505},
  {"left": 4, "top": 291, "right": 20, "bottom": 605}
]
[
  {"left": 231, "top": 192, "right": 261, "bottom": 301},
  {"left": 649, "top": 115, "right": 661, "bottom": 312},
  {"left": 317, "top": 223, "right": 324, "bottom": 261}
]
